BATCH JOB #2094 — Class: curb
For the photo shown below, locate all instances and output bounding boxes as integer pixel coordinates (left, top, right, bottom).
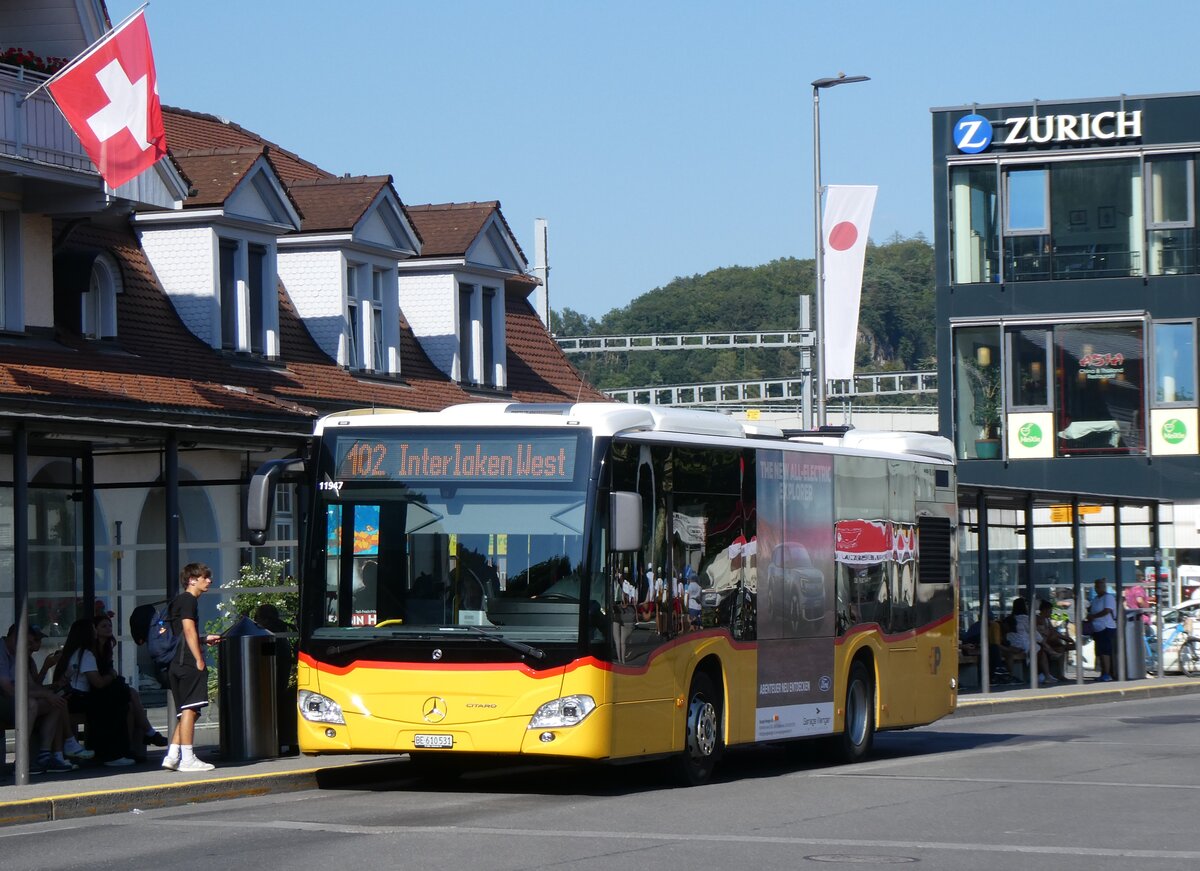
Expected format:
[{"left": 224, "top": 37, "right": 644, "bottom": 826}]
[
  {"left": 7, "top": 682, "right": 1200, "bottom": 825},
  {"left": 0, "top": 758, "right": 408, "bottom": 827},
  {"left": 951, "top": 678, "right": 1200, "bottom": 718}
]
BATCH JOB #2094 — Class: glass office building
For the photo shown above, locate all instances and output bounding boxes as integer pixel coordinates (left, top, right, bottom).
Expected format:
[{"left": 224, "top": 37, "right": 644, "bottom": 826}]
[{"left": 931, "top": 93, "right": 1200, "bottom": 686}]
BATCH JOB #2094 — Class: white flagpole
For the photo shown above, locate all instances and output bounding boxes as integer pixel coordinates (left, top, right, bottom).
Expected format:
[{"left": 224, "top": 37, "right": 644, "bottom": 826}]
[{"left": 20, "top": 2, "right": 150, "bottom": 104}]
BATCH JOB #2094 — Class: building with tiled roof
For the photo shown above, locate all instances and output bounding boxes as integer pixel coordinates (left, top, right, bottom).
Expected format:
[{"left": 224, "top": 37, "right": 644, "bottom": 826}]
[{"left": 0, "top": 1, "right": 605, "bottom": 754}]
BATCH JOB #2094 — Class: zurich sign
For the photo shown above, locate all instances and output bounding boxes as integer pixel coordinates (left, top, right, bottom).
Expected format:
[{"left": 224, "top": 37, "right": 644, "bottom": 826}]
[{"left": 954, "top": 113, "right": 993, "bottom": 153}]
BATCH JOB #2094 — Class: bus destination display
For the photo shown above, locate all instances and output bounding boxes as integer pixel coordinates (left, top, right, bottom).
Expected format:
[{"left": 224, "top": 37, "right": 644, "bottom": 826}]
[{"left": 335, "top": 435, "right": 578, "bottom": 482}]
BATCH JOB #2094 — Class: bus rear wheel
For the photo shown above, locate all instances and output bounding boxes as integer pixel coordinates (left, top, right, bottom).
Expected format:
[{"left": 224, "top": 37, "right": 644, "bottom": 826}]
[
  {"left": 839, "top": 660, "right": 875, "bottom": 763},
  {"left": 673, "top": 672, "right": 722, "bottom": 786}
]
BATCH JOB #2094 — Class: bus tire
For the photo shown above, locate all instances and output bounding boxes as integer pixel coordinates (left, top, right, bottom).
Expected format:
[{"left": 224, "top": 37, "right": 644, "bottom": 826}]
[
  {"left": 673, "top": 672, "right": 722, "bottom": 786},
  {"left": 839, "top": 659, "right": 875, "bottom": 763}
]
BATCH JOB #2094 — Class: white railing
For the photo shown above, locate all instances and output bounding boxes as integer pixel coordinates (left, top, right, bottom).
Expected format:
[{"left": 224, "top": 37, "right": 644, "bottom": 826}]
[
  {"left": 557, "top": 330, "right": 814, "bottom": 353},
  {"left": 604, "top": 370, "right": 937, "bottom": 407},
  {"left": 0, "top": 64, "right": 93, "bottom": 173}
]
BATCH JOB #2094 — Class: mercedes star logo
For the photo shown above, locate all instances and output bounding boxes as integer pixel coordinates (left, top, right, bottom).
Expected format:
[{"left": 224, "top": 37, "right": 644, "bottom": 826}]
[
  {"left": 422, "top": 696, "right": 447, "bottom": 723},
  {"left": 432, "top": 648, "right": 443, "bottom": 661}
]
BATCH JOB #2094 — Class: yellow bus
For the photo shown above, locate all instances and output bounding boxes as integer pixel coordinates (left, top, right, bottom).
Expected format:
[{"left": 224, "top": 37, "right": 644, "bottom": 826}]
[{"left": 249, "top": 402, "right": 959, "bottom": 784}]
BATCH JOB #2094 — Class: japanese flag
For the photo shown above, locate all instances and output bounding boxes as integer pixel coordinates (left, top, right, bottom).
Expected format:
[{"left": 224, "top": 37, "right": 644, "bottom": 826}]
[
  {"left": 821, "top": 185, "right": 877, "bottom": 381},
  {"left": 47, "top": 11, "right": 167, "bottom": 189}
]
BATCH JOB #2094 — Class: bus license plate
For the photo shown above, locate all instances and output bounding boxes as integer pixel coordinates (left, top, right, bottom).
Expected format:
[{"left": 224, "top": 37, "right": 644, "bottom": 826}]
[{"left": 413, "top": 734, "right": 453, "bottom": 749}]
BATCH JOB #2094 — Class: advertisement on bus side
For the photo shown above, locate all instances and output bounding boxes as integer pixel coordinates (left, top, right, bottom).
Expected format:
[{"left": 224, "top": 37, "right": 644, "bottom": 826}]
[{"left": 754, "top": 450, "right": 836, "bottom": 740}]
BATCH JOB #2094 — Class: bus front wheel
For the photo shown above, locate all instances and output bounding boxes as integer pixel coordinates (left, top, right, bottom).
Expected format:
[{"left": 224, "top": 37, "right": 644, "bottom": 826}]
[
  {"left": 673, "top": 672, "right": 722, "bottom": 786},
  {"left": 839, "top": 660, "right": 875, "bottom": 763}
]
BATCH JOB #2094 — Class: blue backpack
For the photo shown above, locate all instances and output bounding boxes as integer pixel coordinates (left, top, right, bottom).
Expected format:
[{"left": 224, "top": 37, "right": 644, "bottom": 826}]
[{"left": 146, "top": 601, "right": 181, "bottom": 667}]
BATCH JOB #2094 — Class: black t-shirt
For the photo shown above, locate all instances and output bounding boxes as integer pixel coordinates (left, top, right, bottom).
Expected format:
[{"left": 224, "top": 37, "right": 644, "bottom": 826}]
[{"left": 168, "top": 592, "right": 199, "bottom": 665}]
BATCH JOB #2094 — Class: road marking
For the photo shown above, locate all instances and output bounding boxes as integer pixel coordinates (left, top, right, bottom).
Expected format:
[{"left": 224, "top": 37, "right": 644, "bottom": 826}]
[
  {"left": 154, "top": 819, "right": 1200, "bottom": 860},
  {"left": 815, "top": 771, "right": 1200, "bottom": 791},
  {"left": 845, "top": 739, "right": 1062, "bottom": 771}
]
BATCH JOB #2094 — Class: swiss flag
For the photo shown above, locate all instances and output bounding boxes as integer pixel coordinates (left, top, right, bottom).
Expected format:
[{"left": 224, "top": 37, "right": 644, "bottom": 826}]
[{"left": 47, "top": 11, "right": 166, "bottom": 189}]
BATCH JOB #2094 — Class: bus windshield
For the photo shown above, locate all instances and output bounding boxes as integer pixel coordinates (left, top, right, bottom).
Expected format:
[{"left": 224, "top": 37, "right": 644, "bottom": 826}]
[{"left": 313, "top": 429, "right": 592, "bottom": 644}]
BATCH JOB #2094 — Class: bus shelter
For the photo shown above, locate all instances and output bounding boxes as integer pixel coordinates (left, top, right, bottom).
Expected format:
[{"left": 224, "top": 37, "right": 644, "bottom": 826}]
[{"left": 958, "top": 485, "right": 1171, "bottom": 694}]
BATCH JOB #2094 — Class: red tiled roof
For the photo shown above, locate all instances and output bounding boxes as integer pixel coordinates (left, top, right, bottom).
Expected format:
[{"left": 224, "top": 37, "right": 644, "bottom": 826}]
[
  {"left": 0, "top": 223, "right": 478, "bottom": 431},
  {"left": 505, "top": 294, "right": 609, "bottom": 404},
  {"left": 163, "top": 106, "right": 331, "bottom": 183},
  {"left": 0, "top": 105, "right": 604, "bottom": 435},
  {"left": 0, "top": 223, "right": 601, "bottom": 434},
  {"left": 405, "top": 202, "right": 496, "bottom": 258},
  {"left": 172, "top": 147, "right": 265, "bottom": 207},
  {"left": 286, "top": 176, "right": 390, "bottom": 234}
]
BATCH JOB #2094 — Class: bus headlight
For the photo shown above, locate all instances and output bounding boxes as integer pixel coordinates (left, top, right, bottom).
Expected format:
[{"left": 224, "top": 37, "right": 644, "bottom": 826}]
[
  {"left": 528, "top": 695, "right": 596, "bottom": 729},
  {"left": 299, "top": 690, "right": 345, "bottom": 724}
]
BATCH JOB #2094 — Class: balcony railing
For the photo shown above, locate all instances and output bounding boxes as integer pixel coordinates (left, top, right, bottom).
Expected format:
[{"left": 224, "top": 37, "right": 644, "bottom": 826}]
[{"left": 0, "top": 63, "right": 93, "bottom": 175}]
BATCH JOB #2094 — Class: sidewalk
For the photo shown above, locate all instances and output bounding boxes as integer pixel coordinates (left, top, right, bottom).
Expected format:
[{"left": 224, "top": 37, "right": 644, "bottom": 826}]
[
  {"left": 5, "top": 676, "right": 1200, "bottom": 826},
  {"left": 953, "top": 673, "right": 1200, "bottom": 717}
]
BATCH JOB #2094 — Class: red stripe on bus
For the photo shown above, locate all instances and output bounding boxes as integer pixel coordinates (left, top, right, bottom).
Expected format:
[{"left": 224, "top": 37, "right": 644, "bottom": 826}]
[{"left": 298, "top": 628, "right": 756, "bottom": 678}]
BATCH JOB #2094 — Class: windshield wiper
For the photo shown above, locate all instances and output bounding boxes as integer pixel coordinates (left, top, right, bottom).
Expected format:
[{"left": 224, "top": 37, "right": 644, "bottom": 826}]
[
  {"left": 441, "top": 625, "right": 546, "bottom": 660},
  {"left": 326, "top": 634, "right": 433, "bottom": 656}
]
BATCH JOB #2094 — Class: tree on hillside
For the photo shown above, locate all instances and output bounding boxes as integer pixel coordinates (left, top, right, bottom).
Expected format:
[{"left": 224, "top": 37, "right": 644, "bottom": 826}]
[{"left": 555, "top": 236, "right": 934, "bottom": 391}]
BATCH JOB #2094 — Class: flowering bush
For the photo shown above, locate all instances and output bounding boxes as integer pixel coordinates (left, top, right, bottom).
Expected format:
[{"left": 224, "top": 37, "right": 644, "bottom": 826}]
[
  {"left": 0, "top": 47, "right": 68, "bottom": 75},
  {"left": 205, "top": 557, "right": 299, "bottom": 696},
  {"left": 213, "top": 556, "right": 298, "bottom": 629}
]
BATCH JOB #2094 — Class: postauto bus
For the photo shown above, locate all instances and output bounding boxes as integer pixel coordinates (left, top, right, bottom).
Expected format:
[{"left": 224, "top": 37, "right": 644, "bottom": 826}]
[{"left": 248, "top": 402, "right": 959, "bottom": 784}]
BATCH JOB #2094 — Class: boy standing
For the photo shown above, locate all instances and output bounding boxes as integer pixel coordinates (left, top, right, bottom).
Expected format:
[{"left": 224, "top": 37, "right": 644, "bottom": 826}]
[{"left": 162, "top": 563, "right": 221, "bottom": 772}]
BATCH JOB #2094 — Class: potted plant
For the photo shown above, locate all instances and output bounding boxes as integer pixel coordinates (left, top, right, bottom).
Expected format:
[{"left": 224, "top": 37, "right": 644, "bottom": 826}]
[{"left": 964, "top": 350, "right": 1002, "bottom": 458}]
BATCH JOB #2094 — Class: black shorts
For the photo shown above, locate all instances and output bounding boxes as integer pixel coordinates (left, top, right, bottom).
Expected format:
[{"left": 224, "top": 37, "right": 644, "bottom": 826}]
[
  {"left": 1093, "top": 627, "right": 1117, "bottom": 656},
  {"left": 168, "top": 662, "right": 209, "bottom": 718}
]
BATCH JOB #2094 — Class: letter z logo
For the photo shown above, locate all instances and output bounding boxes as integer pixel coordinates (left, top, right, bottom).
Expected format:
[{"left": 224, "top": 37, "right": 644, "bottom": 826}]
[{"left": 954, "top": 113, "right": 993, "bottom": 154}]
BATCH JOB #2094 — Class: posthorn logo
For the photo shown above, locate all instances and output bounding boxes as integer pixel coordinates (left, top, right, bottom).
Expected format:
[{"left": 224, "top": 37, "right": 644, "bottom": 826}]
[
  {"left": 1162, "top": 418, "right": 1187, "bottom": 445},
  {"left": 954, "top": 113, "right": 993, "bottom": 153},
  {"left": 1018, "top": 422, "right": 1043, "bottom": 448}
]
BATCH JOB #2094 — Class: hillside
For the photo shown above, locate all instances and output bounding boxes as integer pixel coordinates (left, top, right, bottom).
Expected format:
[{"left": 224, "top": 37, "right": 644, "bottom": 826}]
[{"left": 554, "top": 234, "right": 935, "bottom": 391}]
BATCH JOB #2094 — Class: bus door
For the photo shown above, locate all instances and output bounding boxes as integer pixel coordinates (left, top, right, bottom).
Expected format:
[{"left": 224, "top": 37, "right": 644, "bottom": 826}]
[
  {"left": 909, "top": 512, "right": 957, "bottom": 721},
  {"left": 606, "top": 444, "right": 677, "bottom": 757},
  {"left": 885, "top": 553, "right": 918, "bottom": 723}
]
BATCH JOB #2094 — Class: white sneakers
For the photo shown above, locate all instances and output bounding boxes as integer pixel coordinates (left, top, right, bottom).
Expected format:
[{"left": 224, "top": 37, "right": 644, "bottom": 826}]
[
  {"left": 161, "top": 756, "right": 179, "bottom": 771},
  {"left": 64, "top": 738, "right": 95, "bottom": 761},
  {"left": 175, "top": 758, "right": 215, "bottom": 772}
]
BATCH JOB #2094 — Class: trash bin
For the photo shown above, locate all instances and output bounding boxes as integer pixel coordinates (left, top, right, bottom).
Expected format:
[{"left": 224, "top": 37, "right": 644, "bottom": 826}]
[
  {"left": 1124, "top": 615, "right": 1146, "bottom": 680},
  {"left": 218, "top": 616, "right": 278, "bottom": 760}
]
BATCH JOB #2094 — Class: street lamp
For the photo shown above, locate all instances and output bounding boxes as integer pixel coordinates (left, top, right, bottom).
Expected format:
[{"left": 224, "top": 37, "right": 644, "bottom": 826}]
[{"left": 812, "top": 73, "right": 869, "bottom": 428}]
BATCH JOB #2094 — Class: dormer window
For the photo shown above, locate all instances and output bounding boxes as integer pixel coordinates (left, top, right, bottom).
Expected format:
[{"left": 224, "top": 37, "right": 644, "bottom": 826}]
[
  {"left": 371, "top": 268, "right": 386, "bottom": 372},
  {"left": 344, "top": 260, "right": 397, "bottom": 374},
  {"left": 82, "top": 253, "right": 122, "bottom": 339},
  {"left": 218, "top": 236, "right": 278, "bottom": 357},
  {"left": 457, "top": 281, "right": 503, "bottom": 387}
]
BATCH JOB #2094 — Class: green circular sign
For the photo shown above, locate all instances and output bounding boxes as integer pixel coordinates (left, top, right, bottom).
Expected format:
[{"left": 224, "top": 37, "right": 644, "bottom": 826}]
[
  {"left": 1018, "top": 422, "right": 1043, "bottom": 448},
  {"left": 1162, "top": 418, "right": 1187, "bottom": 445}
]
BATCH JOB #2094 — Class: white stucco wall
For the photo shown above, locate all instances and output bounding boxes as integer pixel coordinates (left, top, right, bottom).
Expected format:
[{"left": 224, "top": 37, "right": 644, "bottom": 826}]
[
  {"left": 277, "top": 249, "right": 344, "bottom": 362},
  {"left": 138, "top": 225, "right": 219, "bottom": 348},
  {"left": 399, "top": 272, "right": 457, "bottom": 378},
  {"left": 21, "top": 213, "right": 53, "bottom": 328}
]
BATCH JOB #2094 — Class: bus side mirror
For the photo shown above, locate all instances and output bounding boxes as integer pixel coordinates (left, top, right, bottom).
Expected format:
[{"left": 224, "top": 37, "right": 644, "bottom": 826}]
[
  {"left": 609, "top": 491, "right": 642, "bottom": 552},
  {"left": 247, "top": 458, "right": 306, "bottom": 546}
]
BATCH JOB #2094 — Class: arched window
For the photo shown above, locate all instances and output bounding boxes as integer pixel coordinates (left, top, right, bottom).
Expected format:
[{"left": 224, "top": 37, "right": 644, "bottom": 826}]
[{"left": 82, "top": 253, "right": 121, "bottom": 339}]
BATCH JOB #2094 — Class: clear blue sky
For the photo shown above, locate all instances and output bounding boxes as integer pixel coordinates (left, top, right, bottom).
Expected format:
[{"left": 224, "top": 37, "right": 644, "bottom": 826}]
[{"left": 111, "top": 0, "right": 1200, "bottom": 320}]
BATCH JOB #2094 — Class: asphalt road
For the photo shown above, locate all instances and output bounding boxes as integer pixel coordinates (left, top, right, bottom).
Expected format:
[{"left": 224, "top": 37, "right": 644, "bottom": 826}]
[{"left": 5, "top": 693, "right": 1200, "bottom": 871}]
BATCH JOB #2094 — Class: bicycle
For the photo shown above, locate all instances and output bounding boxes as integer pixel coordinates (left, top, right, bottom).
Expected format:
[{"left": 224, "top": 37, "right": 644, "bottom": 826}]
[
  {"left": 1179, "top": 634, "right": 1200, "bottom": 678},
  {"left": 1144, "top": 620, "right": 1194, "bottom": 674}
]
